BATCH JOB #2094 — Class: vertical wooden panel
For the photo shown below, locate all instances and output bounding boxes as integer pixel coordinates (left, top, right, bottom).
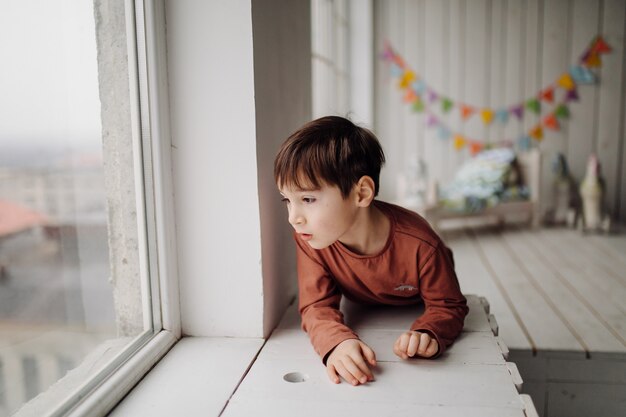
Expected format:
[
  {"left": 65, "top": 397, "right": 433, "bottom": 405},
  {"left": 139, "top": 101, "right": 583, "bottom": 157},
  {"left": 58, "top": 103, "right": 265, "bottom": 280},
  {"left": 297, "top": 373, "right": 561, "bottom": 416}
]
[
  {"left": 463, "top": 0, "right": 489, "bottom": 151},
  {"left": 539, "top": 0, "right": 571, "bottom": 216},
  {"left": 448, "top": 0, "right": 465, "bottom": 181},
  {"left": 402, "top": 0, "right": 421, "bottom": 181},
  {"left": 423, "top": 0, "right": 446, "bottom": 182},
  {"left": 596, "top": 0, "right": 626, "bottom": 217},
  {"left": 567, "top": 0, "right": 600, "bottom": 182},
  {"left": 489, "top": 0, "right": 505, "bottom": 145},
  {"left": 523, "top": 0, "right": 541, "bottom": 149},
  {"left": 504, "top": 0, "right": 525, "bottom": 149}
]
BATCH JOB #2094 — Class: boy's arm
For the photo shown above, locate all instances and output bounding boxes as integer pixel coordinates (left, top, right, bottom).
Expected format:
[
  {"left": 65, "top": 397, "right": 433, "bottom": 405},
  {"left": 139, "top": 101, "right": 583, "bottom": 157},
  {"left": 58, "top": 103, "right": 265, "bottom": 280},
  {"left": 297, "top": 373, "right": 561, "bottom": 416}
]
[
  {"left": 295, "top": 237, "right": 359, "bottom": 364},
  {"left": 410, "top": 243, "right": 468, "bottom": 358}
]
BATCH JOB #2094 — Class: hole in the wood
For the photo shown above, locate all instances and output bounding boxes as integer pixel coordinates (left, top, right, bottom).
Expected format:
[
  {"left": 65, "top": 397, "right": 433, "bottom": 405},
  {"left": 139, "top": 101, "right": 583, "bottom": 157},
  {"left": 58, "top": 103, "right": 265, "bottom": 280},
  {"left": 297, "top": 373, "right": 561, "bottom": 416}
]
[{"left": 283, "top": 372, "right": 308, "bottom": 383}]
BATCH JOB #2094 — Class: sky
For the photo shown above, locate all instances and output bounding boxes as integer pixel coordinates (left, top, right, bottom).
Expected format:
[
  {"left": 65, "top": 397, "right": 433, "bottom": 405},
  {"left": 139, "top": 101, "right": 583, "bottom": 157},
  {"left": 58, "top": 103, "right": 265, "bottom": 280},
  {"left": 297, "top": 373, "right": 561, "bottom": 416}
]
[{"left": 0, "top": 0, "right": 102, "bottom": 150}]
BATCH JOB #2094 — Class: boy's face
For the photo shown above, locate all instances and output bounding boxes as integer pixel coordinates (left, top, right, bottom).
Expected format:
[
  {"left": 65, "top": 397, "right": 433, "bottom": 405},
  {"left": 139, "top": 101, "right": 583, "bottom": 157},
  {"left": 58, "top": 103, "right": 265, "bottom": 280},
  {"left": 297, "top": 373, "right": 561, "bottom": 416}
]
[{"left": 279, "top": 182, "right": 360, "bottom": 250}]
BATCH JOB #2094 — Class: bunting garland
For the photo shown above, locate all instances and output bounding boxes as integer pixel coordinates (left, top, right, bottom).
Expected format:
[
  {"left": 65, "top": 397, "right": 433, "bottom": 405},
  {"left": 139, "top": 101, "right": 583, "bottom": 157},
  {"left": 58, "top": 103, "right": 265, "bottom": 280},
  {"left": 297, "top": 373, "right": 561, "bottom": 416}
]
[{"left": 381, "top": 35, "right": 612, "bottom": 153}]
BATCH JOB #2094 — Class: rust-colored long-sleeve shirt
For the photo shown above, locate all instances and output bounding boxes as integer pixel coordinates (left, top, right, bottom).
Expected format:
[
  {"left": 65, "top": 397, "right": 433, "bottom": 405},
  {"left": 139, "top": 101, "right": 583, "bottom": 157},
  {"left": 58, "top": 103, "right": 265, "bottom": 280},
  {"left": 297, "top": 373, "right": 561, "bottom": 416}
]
[{"left": 295, "top": 200, "right": 468, "bottom": 364}]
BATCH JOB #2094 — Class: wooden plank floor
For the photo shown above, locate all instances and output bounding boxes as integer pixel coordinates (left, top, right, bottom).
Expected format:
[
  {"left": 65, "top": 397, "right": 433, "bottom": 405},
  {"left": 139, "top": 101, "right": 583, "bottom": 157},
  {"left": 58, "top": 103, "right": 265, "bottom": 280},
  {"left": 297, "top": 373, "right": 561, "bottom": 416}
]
[
  {"left": 442, "top": 226, "right": 626, "bottom": 417},
  {"left": 442, "top": 227, "right": 626, "bottom": 356}
]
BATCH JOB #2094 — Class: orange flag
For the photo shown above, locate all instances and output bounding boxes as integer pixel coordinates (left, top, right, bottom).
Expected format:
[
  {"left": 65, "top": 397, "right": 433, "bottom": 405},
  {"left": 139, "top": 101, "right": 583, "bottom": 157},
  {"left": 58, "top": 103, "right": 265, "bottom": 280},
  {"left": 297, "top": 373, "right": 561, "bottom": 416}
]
[
  {"left": 543, "top": 114, "right": 560, "bottom": 130},
  {"left": 403, "top": 88, "right": 417, "bottom": 103},
  {"left": 460, "top": 104, "right": 475, "bottom": 120},
  {"left": 585, "top": 52, "right": 602, "bottom": 68},
  {"left": 469, "top": 141, "right": 484, "bottom": 156}
]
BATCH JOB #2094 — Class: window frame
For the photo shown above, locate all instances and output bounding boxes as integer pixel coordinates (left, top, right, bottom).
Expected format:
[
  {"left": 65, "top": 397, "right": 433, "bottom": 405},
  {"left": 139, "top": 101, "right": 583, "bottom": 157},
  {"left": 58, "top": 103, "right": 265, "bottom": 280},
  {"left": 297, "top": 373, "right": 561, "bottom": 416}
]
[{"left": 45, "top": 0, "right": 181, "bottom": 415}]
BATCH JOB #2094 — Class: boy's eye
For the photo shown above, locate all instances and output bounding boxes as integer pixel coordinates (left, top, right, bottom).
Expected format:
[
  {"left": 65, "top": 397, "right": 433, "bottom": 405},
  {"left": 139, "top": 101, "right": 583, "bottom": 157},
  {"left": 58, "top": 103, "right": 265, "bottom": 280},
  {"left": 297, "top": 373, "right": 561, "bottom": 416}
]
[
  {"left": 280, "top": 198, "right": 290, "bottom": 204},
  {"left": 302, "top": 197, "right": 316, "bottom": 204}
]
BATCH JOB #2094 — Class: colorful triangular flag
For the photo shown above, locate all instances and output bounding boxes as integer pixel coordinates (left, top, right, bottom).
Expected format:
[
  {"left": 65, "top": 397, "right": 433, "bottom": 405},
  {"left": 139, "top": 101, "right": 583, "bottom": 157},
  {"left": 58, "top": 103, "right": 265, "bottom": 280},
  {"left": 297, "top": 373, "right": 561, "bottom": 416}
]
[
  {"left": 460, "top": 104, "right": 475, "bottom": 120},
  {"left": 555, "top": 104, "right": 570, "bottom": 119},
  {"left": 526, "top": 99, "right": 541, "bottom": 114},
  {"left": 453, "top": 135, "right": 467, "bottom": 150},
  {"left": 481, "top": 109, "right": 494, "bottom": 125},
  {"left": 570, "top": 65, "right": 595, "bottom": 84},
  {"left": 543, "top": 114, "right": 560, "bottom": 130},
  {"left": 558, "top": 73, "right": 576, "bottom": 90},
  {"left": 442, "top": 98, "right": 454, "bottom": 113}
]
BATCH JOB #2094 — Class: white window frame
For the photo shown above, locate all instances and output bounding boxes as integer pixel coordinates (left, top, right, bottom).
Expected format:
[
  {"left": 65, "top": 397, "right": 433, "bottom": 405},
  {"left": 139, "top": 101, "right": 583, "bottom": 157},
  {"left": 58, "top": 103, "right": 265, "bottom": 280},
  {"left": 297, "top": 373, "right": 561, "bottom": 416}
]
[{"left": 44, "top": 1, "right": 181, "bottom": 415}]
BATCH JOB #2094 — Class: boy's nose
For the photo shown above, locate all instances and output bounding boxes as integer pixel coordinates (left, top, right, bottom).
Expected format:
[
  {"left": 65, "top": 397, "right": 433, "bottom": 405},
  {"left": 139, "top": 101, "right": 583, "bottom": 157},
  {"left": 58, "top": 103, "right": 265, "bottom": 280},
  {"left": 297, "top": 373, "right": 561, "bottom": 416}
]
[{"left": 288, "top": 210, "right": 304, "bottom": 226}]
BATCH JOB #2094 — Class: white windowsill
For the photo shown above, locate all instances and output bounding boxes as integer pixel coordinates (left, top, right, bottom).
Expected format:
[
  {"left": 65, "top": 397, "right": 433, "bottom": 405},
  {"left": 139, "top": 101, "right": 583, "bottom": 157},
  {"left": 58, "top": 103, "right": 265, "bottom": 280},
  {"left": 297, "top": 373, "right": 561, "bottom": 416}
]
[{"left": 108, "top": 337, "right": 264, "bottom": 416}]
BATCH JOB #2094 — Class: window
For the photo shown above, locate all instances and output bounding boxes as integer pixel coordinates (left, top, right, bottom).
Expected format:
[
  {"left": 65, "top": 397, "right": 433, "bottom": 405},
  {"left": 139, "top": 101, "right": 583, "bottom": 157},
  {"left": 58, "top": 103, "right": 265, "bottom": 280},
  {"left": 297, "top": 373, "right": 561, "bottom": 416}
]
[{"left": 0, "top": 1, "right": 178, "bottom": 416}]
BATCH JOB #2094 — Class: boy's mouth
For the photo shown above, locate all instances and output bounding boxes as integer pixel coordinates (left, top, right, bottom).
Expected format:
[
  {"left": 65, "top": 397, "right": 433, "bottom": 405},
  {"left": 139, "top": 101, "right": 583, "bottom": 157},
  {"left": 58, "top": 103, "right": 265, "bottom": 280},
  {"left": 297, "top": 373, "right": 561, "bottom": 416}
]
[{"left": 300, "top": 233, "right": 313, "bottom": 241}]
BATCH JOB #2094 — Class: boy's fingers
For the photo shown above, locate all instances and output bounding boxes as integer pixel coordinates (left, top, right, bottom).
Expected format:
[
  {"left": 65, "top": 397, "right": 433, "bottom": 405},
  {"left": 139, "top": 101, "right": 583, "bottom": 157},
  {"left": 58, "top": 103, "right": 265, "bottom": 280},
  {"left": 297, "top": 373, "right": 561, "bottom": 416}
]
[
  {"left": 425, "top": 338, "right": 438, "bottom": 357},
  {"left": 334, "top": 361, "right": 356, "bottom": 385},
  {"left": 417, "top": 332, "right": 431, "bottom": 355},
  {"left": 326, "top": 363, "right": 340, "bottom": 384},
  {"left": 342, "top": 357, "right": 368, "bottom": 385},
  {"left": 360, "top": 343, "right": 377, "bottom": 366},
  {"left": 398, "top": 333, "right": 410, "bottom": 353},
  {"left": 407, "top": 332, "right": 420, "bottom": 357},
  {"left": 351, "top": 355, "right": 374, "bottom": 381}
]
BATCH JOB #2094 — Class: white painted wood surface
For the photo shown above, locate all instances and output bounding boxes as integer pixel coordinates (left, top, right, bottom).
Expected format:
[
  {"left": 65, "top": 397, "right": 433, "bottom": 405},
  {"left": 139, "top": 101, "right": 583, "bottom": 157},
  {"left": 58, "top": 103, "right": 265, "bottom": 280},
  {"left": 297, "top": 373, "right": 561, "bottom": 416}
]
[
  {"left": 374, "top": 0, "right": 626, "bottom": 222},
  {"left": 223, "top": 295, "right": 536, "bottom": 417},
  {"left": 109, "top": 337, "right": 263, "bottom": 417}
]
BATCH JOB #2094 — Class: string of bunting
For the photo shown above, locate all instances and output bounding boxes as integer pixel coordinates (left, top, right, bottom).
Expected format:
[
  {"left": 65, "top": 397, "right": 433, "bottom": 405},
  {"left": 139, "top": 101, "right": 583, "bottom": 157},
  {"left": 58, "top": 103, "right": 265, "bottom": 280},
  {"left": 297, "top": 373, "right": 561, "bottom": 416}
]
[{"left": 381, "top": 36, "right": 612, "bottom": 154}]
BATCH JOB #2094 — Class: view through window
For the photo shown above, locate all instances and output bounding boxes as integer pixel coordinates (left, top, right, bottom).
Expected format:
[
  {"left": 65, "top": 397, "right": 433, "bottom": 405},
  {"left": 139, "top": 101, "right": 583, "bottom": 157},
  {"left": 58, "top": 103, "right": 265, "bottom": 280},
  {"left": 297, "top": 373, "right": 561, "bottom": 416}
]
[{"left": 0, "top": 1, "right": 153, "bottom": 415}]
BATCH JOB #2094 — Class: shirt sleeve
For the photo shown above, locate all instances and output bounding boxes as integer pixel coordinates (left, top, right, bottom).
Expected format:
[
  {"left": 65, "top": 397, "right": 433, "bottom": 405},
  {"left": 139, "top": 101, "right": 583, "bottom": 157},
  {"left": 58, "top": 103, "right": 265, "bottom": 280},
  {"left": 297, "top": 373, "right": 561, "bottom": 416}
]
[
  {"left": 410, "top": 243, "right": 468, "bottom": 358},
  {"left": 295, "top": 236, "right": 360, "bottom": 364}
]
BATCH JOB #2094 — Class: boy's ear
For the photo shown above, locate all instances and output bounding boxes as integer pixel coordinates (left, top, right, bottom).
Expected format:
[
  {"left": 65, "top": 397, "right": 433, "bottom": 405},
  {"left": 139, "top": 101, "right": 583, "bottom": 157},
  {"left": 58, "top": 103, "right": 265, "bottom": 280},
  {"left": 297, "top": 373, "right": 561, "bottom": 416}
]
[{"left": 355, "top": 176, "right": 376, "bottom": 207}]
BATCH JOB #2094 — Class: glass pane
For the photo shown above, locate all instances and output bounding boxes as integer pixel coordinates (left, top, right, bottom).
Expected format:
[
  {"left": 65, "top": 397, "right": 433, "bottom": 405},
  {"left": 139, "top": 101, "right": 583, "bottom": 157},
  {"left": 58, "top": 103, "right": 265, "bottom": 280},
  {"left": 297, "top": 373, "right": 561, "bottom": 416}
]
[{"left": 0, "top": 1, "right": 151, "bottom": 415}]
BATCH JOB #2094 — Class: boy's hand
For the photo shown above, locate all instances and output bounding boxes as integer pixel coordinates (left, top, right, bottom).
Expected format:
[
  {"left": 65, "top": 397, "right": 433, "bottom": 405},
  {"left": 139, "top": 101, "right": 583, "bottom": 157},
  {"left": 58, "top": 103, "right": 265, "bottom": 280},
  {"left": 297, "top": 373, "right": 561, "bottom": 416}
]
[
  {"left": 393, "top": 330, "right": 438, "bottom": 359},
  {"left": 326, "top": 339, "right": 377, "bottom": 385}
]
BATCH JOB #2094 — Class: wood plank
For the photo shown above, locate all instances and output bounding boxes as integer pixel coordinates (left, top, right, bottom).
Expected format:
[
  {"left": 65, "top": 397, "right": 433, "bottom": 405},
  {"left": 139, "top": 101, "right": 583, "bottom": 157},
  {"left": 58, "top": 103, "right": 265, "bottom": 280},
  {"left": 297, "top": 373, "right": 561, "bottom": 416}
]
[
  {"left": 230, "top": 353, "right": 525, "bottom": 410},
  {"left": 567, "top": 0, "right": 601, "bottom": 181},
  {"left": 469, "top": 229, "right": 585, "bottom": 352},
  {"left": 518, "top": 229, "right": 626, "bottom": 347},
  {"left": 538, "top": 0, "right": 570, "bottom": 217},
  {"left": 501, "top": 229, "right": 626, "bottom": 353},
  {"left": 540, "top": 228, "right": 626, "bottom": 296},
  {"left": 447, "top": 0, "right": 464, "bottom": 182},
  {"left": 109, "top": 337, "right": 264, "bottom": 417},
  {"left": 423, "top": 0, "right": 447, "bottom": 183},
  {"left": 447, "top": 232, "right": 533, "bottom": 350},
  {"left": 503, "top": 0, "right": 525, "bottom": 146},
  {"left": 489, "top": 0, "right": 505, "bottom": 145},
  {"left": 223, "top": 398, "right": 527, "bottom": 417},
  {"left": 596, "top": 0, "right": 626, "bottom": 216}
]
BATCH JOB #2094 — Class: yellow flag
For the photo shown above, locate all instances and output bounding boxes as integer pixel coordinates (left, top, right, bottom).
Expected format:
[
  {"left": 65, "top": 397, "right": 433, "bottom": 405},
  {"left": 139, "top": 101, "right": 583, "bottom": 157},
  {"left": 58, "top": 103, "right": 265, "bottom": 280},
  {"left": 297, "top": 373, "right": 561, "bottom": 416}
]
[
  {"left": 481, "top": 109, "right": 494, "bottom": 125},
  {"left": 399, "top": 70, "right": 416, "bottom": 89},
  {"left": 558, "top": 73, "right": 575, "bottom": 90},
  {"left": 530, "top": 125, "right": 543, "bottom": 141},
  {"left": 453, "top": 135, "right": 466, "bottom": 150}
]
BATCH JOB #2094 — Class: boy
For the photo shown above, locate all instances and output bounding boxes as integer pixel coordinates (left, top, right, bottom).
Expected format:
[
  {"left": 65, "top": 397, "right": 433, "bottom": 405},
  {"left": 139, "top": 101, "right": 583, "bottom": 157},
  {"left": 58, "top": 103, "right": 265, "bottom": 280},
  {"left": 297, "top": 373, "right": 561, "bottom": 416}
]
[{"left": 274, "top": 116, "right": 468, "bottom": 386}]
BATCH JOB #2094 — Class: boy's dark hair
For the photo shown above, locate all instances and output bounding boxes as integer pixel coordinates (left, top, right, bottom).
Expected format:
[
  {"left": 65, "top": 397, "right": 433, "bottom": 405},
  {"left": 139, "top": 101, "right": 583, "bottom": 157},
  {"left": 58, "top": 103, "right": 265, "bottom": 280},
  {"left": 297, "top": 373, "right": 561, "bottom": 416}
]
[{"left": 274, "top": 116, "right": 386, "bottom": 198}]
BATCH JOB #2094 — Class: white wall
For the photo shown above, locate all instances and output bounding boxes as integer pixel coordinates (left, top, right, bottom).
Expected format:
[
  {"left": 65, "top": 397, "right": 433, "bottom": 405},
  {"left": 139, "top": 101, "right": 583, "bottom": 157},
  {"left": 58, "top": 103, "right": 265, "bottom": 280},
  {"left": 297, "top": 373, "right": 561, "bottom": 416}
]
[
  {"left": 374, "top": 0, "right": 626, "bottom": 221},
  {"left": 166, "top": 1, "right": 311, "bottom": 337},
  {"left": 166, "top": 1, "right": 263, "bottom": 337},
  {"left": 251, "top": 0, "right": 312, "bottom": 336}
]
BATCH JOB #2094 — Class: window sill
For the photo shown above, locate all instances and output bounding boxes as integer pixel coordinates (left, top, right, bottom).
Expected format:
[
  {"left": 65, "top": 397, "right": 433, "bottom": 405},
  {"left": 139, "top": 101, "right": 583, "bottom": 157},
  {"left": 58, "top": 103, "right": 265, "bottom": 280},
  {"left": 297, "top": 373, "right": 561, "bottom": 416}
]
[{"left": 108, "top": 337, "right": 264, "bottom": 416}]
